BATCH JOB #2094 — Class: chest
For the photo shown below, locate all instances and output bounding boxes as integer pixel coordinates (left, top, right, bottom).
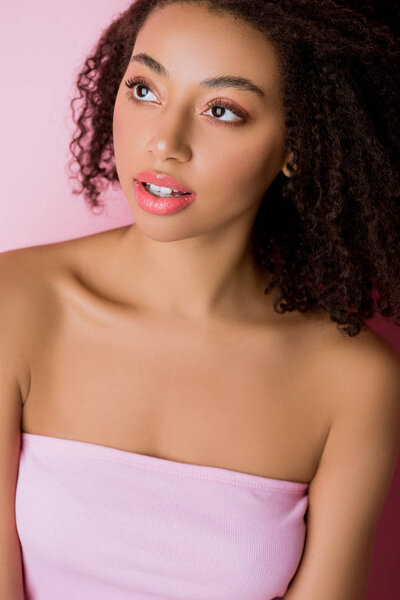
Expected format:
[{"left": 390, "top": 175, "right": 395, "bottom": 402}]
[{"left": 22, "top": 302, "right": 330, "bottom": 485}]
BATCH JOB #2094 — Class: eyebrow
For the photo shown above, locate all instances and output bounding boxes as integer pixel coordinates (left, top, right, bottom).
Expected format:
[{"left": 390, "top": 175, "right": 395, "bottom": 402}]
[{"left": 130, "top": 53, "right": 266, "bottom": 99}]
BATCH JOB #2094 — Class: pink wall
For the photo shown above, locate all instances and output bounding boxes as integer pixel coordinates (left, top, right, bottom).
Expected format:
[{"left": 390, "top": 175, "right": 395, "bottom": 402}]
[
  {"left": 2, "top": 1, "right": 399, "bottom": 597},
  {"left": 0, "top": 0, "right": 134, "bottom": 252}
]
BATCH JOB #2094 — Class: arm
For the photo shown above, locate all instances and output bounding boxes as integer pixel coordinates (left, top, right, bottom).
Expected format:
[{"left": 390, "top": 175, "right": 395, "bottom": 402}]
[
  {"left": 0, "top": 251, "right": 30, "bottom": 599},
  {"left": 284, "top": 334, "right": 400, "bottom": 600}
]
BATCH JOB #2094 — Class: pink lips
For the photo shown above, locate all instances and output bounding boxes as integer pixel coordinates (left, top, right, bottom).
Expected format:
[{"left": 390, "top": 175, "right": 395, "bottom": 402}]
[
  {"left": 133, "top": 179, "right": 196, "bottom": 215},
  {"left": 134, "top": 171, "right": 194, "bottom": 194}
]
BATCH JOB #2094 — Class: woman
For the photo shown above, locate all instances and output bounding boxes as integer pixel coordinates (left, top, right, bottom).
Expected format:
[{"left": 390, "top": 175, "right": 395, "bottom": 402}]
[{"left": 2, "top": 1, "right": 400, "bottom": 599}]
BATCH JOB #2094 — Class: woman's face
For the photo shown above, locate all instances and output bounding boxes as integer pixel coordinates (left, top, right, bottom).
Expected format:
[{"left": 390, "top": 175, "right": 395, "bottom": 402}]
[{"left": 113, "top": 2, "right": 291, "bottom": 240}]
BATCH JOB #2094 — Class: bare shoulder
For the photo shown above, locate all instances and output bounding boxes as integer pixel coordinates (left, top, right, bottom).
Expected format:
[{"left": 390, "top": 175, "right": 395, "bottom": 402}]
[
  {"left": 0, "top": 225, "right": 125, "bottom": 326},
  {"left": 0, "top": 233, "right": 105, "bottom": 401},
  {"left": 0, "top": 239, "right": 70, "bottom": 308},
  {"left": 316, "top": 319, "right": 400, "bottom": 485},
  {"left": 312, "top": 319, "right": 400, "bottom": 419},
  {"left": 0, "top": 226, "right": 123, "bottom": 289},
  {"left": 284, "top": 317, "right": 400, "bottom": 599},
  {"left": 0, "top": 245, "right": 48, "bottom": 320},
  {"left": 0, "top": 247, "right": 43, "bottom": 404},
  {"left": 294, "top": 308, "right": 399, "bottom": 411}
]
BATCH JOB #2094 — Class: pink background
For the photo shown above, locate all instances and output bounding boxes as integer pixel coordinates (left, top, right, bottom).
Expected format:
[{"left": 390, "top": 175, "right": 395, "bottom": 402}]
[{"left": 2, "top": 1, "right": 399, "bottom": 597}]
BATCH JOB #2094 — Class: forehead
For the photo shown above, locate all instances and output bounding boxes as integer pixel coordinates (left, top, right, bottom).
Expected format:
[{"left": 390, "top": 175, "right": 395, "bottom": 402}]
[{"left": 133, "top": 3, "right": 282, "bottom": 89}]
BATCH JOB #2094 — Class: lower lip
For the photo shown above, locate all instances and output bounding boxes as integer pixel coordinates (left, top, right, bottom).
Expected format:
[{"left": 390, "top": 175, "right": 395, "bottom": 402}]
[{"left": 133, "top": 180, "right": 196, "bottom": 215}]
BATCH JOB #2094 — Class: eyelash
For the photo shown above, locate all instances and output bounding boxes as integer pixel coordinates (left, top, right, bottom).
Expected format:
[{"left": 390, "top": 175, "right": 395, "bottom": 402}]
[{"left": 124, "top": 76, "right": 247, "bottom": 127}]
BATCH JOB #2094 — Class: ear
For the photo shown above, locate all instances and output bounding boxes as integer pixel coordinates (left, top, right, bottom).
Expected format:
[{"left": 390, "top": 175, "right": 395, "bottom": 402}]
[{"left": 281, "top": 151, "right": 298, "bottom": 178}]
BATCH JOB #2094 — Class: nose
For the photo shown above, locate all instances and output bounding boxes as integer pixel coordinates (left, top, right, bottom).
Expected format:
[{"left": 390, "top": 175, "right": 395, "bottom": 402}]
[{"left": 146, "top": 109, "right": 192, "bottom": 162}]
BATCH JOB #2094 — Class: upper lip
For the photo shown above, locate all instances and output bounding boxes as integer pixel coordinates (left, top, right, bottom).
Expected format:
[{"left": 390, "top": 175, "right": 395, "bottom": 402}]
[{"left": 134, "top": 171, "right": 195, "bottom": 194}]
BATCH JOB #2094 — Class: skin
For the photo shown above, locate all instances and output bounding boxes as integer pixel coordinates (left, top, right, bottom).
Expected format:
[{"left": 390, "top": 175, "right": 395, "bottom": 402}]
[
  {"left": 19, "top": 0, "right": 331, "bottom": 490},
  {"left": 112, "top": 1, "right": 294, "bottom": 322},
  {"left": 5, "top": 6, "right": 400, "bottom": 599}
]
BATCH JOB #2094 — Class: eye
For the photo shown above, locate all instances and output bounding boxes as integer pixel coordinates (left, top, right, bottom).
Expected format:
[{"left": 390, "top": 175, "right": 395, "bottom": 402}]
[
  {"left": 125, "top": 77, "right": 158, "bottom": 103},
  {"left": 203, "top": 99, "right": 245, "bottom": 125},
  {"left": 124, "top": 77, "right": 247, "bottom": 127}
]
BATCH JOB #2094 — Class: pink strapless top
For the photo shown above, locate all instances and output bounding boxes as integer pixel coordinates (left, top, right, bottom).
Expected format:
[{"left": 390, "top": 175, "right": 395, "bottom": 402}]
[{"left": 15, "top": 433, "right": 309, "bottom": 600}]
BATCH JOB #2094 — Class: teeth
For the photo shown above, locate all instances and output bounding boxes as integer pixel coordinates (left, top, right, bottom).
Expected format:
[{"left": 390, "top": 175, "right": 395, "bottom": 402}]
[
  {"left": 145, "top": 183, "right": 189, "bottom": 198},
  {"left": 150, "top": 184, "right": 174, "bottom": 194}
]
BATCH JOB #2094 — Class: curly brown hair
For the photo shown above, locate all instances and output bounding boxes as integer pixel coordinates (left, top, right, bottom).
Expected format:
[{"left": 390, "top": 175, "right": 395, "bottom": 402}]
[{"left": 66, "top": 0, "right": 400, "bottom": 337}]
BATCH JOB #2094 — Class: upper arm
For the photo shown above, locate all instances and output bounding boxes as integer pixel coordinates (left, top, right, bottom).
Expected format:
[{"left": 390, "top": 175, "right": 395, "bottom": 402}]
[
  {"left": 284, "top": 333, "right": 400, "bottom": 600},
  {"left": 0, "top": 250, "right": 31, "bottom": 595},
  {"left": 0, "top": 251, "right": 27, "bottom": 531}
]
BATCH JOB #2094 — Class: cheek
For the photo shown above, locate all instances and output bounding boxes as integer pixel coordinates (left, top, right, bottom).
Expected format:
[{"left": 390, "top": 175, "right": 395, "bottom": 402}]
[
  {"left": 113, "top": 96, "right": 126, "bottom": 145},
  {"left": 113, "top": 98, "right": 139, "bottom": 172},
  {"left": 113, "top": 88, "right": 137, "bottom": 145},
  {"left": 213, "top": 128, "right": 285, "bottom": 201},
  {"left": 112, "top": 98, "right": 136, "bottom": 184}
]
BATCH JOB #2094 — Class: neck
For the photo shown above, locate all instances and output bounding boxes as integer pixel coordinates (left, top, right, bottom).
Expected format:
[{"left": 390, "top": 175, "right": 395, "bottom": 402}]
[{"left": 115, "top": 222, "right": 271, "bottom": 322}]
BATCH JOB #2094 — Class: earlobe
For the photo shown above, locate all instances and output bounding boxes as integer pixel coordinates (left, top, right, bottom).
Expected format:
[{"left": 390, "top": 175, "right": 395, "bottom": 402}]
[
  {"left": 282, "top": 162, "right": 291, "bottom": 178},
  {"left": 281, "top": 154, "right": 292, "bottom": 178},
  {"left": 282, "top": 151, "right": 298, "bottom": 178}
]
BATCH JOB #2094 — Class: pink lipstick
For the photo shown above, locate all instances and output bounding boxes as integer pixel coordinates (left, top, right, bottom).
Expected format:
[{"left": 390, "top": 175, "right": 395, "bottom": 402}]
[{"left": 133, "top": 171, "right": 196, "bottom": 215}]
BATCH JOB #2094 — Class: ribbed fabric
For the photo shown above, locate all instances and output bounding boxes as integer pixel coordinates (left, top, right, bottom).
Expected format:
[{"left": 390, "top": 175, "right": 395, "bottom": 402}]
[{"left": 16, "top": 433, "right": 309, "bottom": 600}]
